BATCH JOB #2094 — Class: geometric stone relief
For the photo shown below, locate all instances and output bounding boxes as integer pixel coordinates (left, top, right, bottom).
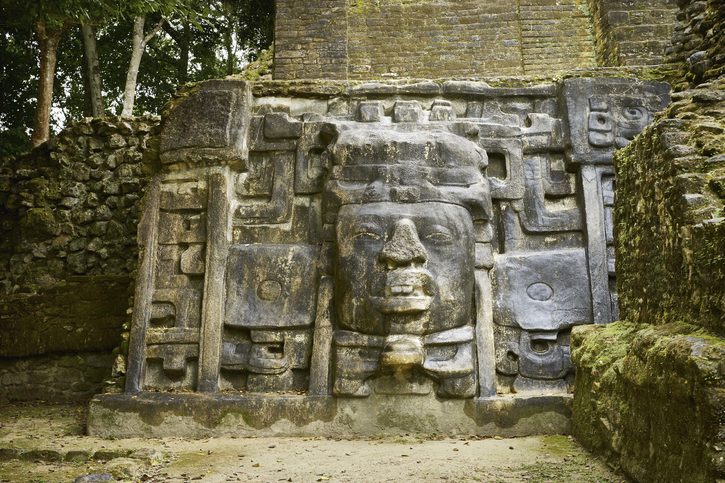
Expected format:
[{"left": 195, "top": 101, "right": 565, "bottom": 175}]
[
  {"left": 122, "top": 78, "right": 670, "bottom": 405},
  {"left": 563, "top": 77, "right": 671, "bottom": 165},
  {"left": 130, "top": 175, "right": 208, "bottom": 391}
]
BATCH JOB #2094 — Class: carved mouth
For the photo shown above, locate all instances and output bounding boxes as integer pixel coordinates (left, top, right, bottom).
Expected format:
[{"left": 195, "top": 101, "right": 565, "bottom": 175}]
[
  {"left": 372, "top": 268, "right": 434, "bottom": 314},
  {"left": 388, "top": 284, "right": 415, "bottom": 295},
  {"left": 374, "top": 295, "right": 432, "bottom": 313}
]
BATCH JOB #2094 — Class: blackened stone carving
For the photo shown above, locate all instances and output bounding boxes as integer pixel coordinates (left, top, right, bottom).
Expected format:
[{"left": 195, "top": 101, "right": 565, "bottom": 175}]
[
  {"left": 520, "top": 156, "right": 581, "bottom": 232},
  {"left": 97, "top": 77, "right": 670, "bottom": 437},
  {"left": 235, "top": 152, "right": 295, "bottom": 223},
  {"left": 328, "top": 129, "right": 488, "bottom": 398}
]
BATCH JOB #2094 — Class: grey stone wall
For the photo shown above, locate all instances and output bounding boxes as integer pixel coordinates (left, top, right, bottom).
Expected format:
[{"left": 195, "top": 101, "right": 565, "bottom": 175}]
[
  {"left": 587, "top": 0, "right": 678, "bottom": 66},
  {"left": 0, "top": 352, "right": 115, "bottom": 403},
  {"left": 0, "top": 116, "right": 160, "bottom": 401},
  {"left": 274, "top": 0, "right": 598, "bottom": 79}
]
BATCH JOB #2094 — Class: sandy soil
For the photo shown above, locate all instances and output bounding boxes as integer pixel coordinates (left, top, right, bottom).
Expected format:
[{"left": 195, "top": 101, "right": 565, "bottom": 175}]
[{"left": 0, "top": 403, "right": 625, "bottom": 483}]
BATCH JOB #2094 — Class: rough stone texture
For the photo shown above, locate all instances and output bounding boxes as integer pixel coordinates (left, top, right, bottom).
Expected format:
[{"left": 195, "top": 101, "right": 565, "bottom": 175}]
[
  {"left": 588, "top": 0, "right": 679, "bottom": 66},
  {"left": 0, "top": 277, "right": 130, "bottom": 357},
  {"left": 572, "top": 322, "right": 724, "bottom": 482},
  {"left": 0, "top": 116, "right": 160, "bottom": 399},
  {"left": 571, "top": 3, "right": 725, "bottom": 481},
  {"left": 667, "top": 0, "right": 725, "bottom": 84},
  {"left": 88, "top": 392, "right": 572, "bottom": 438},
  {"left": 615, "top": 79, "right": 725, "bottom": 335},
  {"left": 274, "top": 0, "right": 597, "bottom": 79},
  {"left": 0, "top": 117, "right": 160, "bottom": 292},
  {"left": 86, "top": 73, "right": 671, "bottom": 437},
  {"left": 0, "top": 352, "right": 114, "bottom": 402}
]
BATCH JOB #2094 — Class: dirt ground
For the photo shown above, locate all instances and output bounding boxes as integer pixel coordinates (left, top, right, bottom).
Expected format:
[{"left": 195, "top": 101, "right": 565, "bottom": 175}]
[{"left": 0, "top": 403, "right": 625, "bottom": 483}]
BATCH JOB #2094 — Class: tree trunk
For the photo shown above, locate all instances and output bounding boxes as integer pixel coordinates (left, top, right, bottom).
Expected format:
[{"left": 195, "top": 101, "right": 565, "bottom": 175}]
[
  {"left": 31, "top": 20, "right": 62, "bottom": 147},
  {"left": 122, "top": 15, "right": 165, "bottom": 117},
  {"left": 80, "top": 37, "right": 93, "bottom": 117},
  {"left": 162, "top": 21, "right": 190, "bottom": 84},
  {"left": 80, "top": 21, "right": 105, "bottom": 118},
  {"left": 122, "top": 16, "right": 146, "bottom": 117},
  {"left": 224, "top": 21, "right": 234, "bottom": 76}
]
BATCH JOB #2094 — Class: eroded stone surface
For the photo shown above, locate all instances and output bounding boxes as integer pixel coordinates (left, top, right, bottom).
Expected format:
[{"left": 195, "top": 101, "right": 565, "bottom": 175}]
[{"left": 95, "top": 77, "right": 670, "bottom": 436}]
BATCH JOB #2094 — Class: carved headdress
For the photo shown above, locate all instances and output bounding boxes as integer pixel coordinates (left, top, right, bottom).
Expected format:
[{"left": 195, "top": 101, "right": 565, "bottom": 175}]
[{"left": 323, "top": 127, "right": 493, "bottom": 223}]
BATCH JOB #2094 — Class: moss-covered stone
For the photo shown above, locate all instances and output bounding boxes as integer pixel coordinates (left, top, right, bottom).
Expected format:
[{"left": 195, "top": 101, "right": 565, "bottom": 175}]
[
  {"left": 0, "top": 117, "right": 160, "bottom": 402},
  {"left": 571, "top": 321, "right": 725, "bottom": 483},
  {"left": 236, "top": 49, "right": 273, "bottom": 81},
  {"left": 614, "top": 76, "right": 725, "bottom": 336}
]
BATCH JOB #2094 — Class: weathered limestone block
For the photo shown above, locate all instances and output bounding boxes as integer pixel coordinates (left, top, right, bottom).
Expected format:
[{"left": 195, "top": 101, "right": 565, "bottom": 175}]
[
  {"left": 159, "top": 80, "right": 252, "bottom": 165},
  {"left": 563, "top": 78, "right": 671, "bottom": 166},
  {"left": 572, "top": 322, "right": 725, "bottom": 482}
]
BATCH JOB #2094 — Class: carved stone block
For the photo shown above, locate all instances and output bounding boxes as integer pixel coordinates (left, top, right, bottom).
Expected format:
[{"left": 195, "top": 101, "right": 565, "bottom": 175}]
[
  {"left": 393, "top": 101, "right": 423, "bottom": 123},
  {"left": 117, "top": 78, "right": 671, "bottom": 422},
  {"left": 235, "top": 152, "right": 295, "bottom": 224},
  {"left": 563, "top": 78, "right": 670, "bottom": 165},
  {"left": 159, "top": 80, "right": 251, "bottom": 164},
  {"left": 357, "top": 101, "right": 384, "bottom": 122},
  {"left": 225, "top": 244, "right": 319, "bottom": 329},
  {"left": 493, "top": 249, "right": 592, "bottom": 331}
]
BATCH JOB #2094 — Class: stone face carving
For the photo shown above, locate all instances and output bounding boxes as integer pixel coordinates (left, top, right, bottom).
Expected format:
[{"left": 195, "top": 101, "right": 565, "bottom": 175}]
[
  {"left": 327, "top": 130, "right": 489, "bottom": 397},
  {"left": 122, "top": 78, "right": 670, "bottom": 406}
]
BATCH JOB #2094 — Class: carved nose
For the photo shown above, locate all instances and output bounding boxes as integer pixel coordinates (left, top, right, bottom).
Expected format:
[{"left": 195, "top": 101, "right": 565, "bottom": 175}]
[{"left": 379, "top": 219, "right": 427, "bottom": 267}]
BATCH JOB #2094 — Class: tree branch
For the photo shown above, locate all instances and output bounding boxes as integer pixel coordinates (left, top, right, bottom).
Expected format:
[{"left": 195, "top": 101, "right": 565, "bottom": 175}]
[
  {"left": 142, "top": 18, "right": 165, "bottom": 47},
  {"left": 162, "top": 21, "right": 183, "bottom": 44}
]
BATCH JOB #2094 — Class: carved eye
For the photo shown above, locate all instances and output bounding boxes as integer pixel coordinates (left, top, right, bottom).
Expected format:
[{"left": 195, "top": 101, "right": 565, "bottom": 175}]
[
  {"left": 530, "top": 340, "right": 551, "bottom": 354},
  {"left": 623, "top": 106, "right": 646, "bottom": 121},
  {"left": 424, "top": 226, "right": 454, "bottom": 244},
  {"left": 352, "top": 224, "right": 383, "bottom": 241},
  {"left": 353, "top": 231, "right": 382, "bottom": 241}
]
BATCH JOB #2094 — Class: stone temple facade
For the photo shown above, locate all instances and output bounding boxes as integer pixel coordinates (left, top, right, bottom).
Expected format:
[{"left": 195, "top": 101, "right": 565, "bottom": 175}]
[
  {"left": 2, "top": 4, "right": 720, "bottom": 479},
  {"left": 87, "top": 0, "right": 677, "bottom": 436}
]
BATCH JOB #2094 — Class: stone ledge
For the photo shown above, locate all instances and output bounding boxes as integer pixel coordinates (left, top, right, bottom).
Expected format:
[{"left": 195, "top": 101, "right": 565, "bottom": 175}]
[{"left": 88, "top": 392, "right": 572, "bottom": 439}]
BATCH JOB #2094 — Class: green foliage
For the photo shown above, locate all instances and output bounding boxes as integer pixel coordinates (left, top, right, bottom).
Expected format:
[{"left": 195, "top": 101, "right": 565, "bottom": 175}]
[
  {"left": 0, "top": 0, "right": 274, "bottom": 154},
  {"left": 0, "top": 18, "right": 37, "bottom": 155}
]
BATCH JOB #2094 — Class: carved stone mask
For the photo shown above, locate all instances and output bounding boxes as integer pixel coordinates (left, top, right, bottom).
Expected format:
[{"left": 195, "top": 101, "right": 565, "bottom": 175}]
[
  {"left": 588, "top": 96, "right": 652, "bottom": 149},
  {"left": 335, "top": 201, "right": 475, "bottom": 336}
]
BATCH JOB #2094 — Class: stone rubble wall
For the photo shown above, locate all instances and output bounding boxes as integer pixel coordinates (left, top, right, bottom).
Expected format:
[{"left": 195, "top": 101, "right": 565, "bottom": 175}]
[
  {"left": 0, "top": 352, "right": 115, "bottom": 403},
  {"left": 571, "top": 1, "right": 724, "bottom": 480},
  {"left": 274, "top": 0, "right": 598, "bottom": 79},
  {"left": 587, "top": 0, "right": 679, "bottom": 66},
  {"left": 0, "top": 117, "right": 160, "bottom": 401},
  {"left": 668, "top": 0, "right": 725, "bottom": 84}
]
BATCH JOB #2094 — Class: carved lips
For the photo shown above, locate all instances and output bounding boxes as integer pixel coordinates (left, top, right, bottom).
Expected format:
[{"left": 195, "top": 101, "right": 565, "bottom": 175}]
[{"left": 372, "top": 267, "right": 434, "bottom": 314}]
